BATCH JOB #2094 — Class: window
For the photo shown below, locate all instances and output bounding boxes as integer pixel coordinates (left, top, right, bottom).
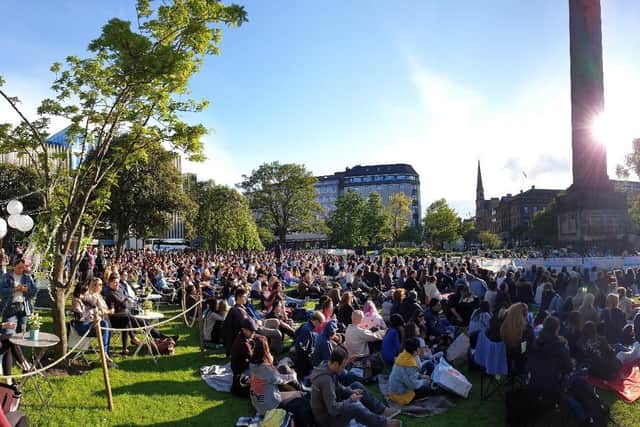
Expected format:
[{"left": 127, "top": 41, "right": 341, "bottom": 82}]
[
  {"left": 374, "top": 175, "right": 383, "bottom": 182},
  {"left": 523, "top": 206, "right": 529, "bottom": 214},
  {"left": 384, "top": 175, "right": 394, "bottom": 181},
  {"left": 352, "top": 177, "right": 362, "bottom": 183},
  {"left": 397, "top": 175, "right": 406, "bottom": 180},
  {"left": 363, "top": 176, "right": 372, "bottom": 182}
]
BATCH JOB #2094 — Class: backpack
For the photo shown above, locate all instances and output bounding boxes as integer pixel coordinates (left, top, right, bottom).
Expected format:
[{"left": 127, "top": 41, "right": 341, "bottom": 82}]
[{"left": 566, "top": 376, "right": 610, "bottom": 427}]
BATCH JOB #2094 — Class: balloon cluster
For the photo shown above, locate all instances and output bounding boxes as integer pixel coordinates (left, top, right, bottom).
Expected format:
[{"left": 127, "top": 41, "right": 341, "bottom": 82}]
[{"left": 0, "top": 200, "right": 34, "bottom": 238}]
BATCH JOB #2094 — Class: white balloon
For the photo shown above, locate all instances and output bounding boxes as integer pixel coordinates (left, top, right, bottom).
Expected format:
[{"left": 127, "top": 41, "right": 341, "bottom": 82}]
[
  {"left": 7, "top": 215, "right": 20, "bottom": 230},
  {"left": 6, "top": 200, "right": 23, "bottom": 215},
  {"left": 18, "top": 215, "right": 34, "bottom": 232},
  {"left": 0, "top": 218, "right": 6, "bottom": 239}
]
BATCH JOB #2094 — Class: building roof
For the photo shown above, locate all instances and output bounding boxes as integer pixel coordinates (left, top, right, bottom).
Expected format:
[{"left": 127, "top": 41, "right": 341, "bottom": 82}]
[
  {"left": 342, "top": 163, "right": 418, "bottom": 177},
  {"left": 502, "top": 187, "right": 561, "bottom": 203},
  {"left": 46, "top": 126, "right": 73, "bottom": 147}
]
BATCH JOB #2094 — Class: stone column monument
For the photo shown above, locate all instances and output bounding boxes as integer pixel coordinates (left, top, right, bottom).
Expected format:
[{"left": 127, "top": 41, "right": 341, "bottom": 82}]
[{"left": 556, "top": 0, "right": 629, "bottom": 249}]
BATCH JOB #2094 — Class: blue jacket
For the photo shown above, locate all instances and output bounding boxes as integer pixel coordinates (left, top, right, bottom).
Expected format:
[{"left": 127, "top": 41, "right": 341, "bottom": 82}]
[
  {"left": 0, "top": 272, "right": 37, "bottom": 316},
  {"left": 424, "top": 307, "right": 446, "bottom": 337},
  {"left": 381, "top": 327, "right": 401, "bottom": 364},
  {"left": 468, "top": 276, "right": 488, "bottom": 299},
  {"left": 388, "top": 351, "right": 425, "bottom": 404},
  {"left": 312, "top": 320, "right": 337, "bottom": 367},
  {"left": 294, "top": 320, "right": 317, "bottom": 355}
]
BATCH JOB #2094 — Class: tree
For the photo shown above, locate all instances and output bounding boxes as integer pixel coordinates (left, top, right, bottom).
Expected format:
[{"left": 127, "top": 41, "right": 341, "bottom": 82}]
[
  {"left": 398, "top": 225, "right": 423, "bottom": 245},
  {"left": 194, "top": 181, "right": 262, "bottom": 251},
  {"left": 361, "top": 192, "right": 391, "bottom": 246},
  {"left": 386, "top": 192, "right": 412, "bottom": 247},
  {"left": 530, "top": 203, "right": 558, "bottom": 246},
  {"left": 479, "top": 231, "right": 502, "bottom": 249},
  {"left": 423, "top": 198, "right": 460, "bottom": 247},
  {"left": 106, "top": 143, "right": 195, "bottom": 254},
  {"left": 617, "top": 138, "right": 640, "bottom": 232},
  {"left": 240, "top": 162, "right": 321, "bottom": 244},
  {"left": 0, "top": 0, "right": 247, "bottom": 355},
  {"left": 327, "top": 190, "right": 367, "bottom": 247},
  {"left": 0, "top": 163, "right": 42, "bottom": 214},
  {"left": 460, "top": 219, "right": 479, "bottom": 243}
]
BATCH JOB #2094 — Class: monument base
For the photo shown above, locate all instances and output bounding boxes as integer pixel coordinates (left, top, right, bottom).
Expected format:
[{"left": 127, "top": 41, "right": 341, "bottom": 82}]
[{"left": 556, "top": 183, "right": 630, "bottom": 251}]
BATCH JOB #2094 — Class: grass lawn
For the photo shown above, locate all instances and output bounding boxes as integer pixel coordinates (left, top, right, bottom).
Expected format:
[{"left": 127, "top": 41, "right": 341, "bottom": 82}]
[{"left": 16, "top": 307, "right": 640, "bottom": 427}]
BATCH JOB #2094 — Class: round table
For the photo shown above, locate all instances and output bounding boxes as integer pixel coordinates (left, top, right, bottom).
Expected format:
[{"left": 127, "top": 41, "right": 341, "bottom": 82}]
[
  {"left": 132, "top": 311, "right": 165, "bottom": 362},
  {"left": 139, "top": 293, "right": 162, "bottom": 311},
  {"left": 10, "top": 332, "right": 60, "bottom": 408}
]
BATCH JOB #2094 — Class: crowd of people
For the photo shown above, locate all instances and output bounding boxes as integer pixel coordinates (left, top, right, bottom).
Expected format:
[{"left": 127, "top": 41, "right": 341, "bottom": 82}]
[
  {"left": 2, "top": 245, "right": 640, "bottom": 426},
  {"left": 189, "top": 249, "right": 640, "bottom": 426}
]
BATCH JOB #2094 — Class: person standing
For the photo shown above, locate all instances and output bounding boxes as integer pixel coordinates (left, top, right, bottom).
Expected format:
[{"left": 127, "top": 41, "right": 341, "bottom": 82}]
[{"left": 0, "top": 259, "right": 37, "bottom": 335}]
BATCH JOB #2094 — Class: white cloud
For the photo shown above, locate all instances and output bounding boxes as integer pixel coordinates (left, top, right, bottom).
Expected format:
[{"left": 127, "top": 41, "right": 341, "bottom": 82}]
[
  {"left": 380, "top": 57, "right": 640, "bottom": 218},
  {"left": 181, "top": 136, "right": 242, "bottom": 187}
]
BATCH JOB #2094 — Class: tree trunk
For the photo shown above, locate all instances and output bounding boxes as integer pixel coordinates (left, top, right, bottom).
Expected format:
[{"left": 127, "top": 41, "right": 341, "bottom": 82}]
[
  {"left": 116, "top": 232, "right": 126, "bottom": 257},
  {"left": 50, "top": 255, "right": 68, "bottom": 357}
]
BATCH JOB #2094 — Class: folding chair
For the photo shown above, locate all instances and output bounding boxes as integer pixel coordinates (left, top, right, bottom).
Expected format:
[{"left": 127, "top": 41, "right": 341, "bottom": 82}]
[
  {"left": 473, "top": 329, "right": 512, "bottom": 400},
  {"left": 66, "top": 321, "right": 97, "bottom": 367}
]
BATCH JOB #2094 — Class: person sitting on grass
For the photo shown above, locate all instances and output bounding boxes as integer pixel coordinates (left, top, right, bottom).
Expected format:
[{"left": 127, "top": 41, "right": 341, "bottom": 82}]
[
  {"left": 382, "top": 314, "right": 404, "bottom": 365},
  {"left": 577, "top": 320, "right": 621, "bottom": 381},
  {"left": 293, "top": 311, "right": 325, "bottom": 379},
  {"left": 312, "top": 320, "right": 339, "bottom": 367},
  {"left": 249, "top": 336, "right": 313, "bottom": 427},
  {"left": 526, "top": 316, "right": 572, "bottom": 395},
  {"left": 230, "top": 318, "right": 256, "bottom": 397},
  {"left": 601, "top": 293, "right": 626, "bottom": 345},
  {"left": 344, "top": 310, "right": 384, "bottom": 359},
  {"left": 360, "top": 300, "right": 386, "bottom": 332},
  {"left": 310, "top": 346, "right": 402, "bottom": 427},
  {"left": 388, "top": 338, "right": 432, "bottom": 405},
  {"left": 266, "top": 297, "right": 296, "bottom": 339}
]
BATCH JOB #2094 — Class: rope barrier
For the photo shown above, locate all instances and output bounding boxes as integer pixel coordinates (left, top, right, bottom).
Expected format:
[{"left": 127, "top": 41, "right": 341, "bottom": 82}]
[
  {"left": 0, "top": 326, "right": 93, "bottom": 380},
  {"left": 0, "top": 298, "right": 204, "bottom": 380},
  {"left": 100, "top": 299, "right": 203, "bottom": 332},
  {"left": 181, "top": 281, "right": 197, "bottom": 328}
]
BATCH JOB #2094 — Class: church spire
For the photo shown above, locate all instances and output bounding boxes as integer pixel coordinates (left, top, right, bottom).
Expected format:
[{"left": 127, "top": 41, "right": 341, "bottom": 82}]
[{"left": 476, "top": 160, "right": 485, "bottom": 202}]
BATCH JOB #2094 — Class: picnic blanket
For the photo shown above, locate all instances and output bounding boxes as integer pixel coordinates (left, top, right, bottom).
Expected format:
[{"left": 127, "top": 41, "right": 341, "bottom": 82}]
[
  {"left": 588, "top": 362, "right": 640, "bottom": 403},
  {"left": 377, "top": 375, "right": 454, "bottom": 417},
  {"left": 201, "top": 363, "right": 233, "bottom": 393}
]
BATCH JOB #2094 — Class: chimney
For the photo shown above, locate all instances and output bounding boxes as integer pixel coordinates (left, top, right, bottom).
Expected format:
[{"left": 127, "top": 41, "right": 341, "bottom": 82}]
[{"left": 531, "top": 185, "right": 535, "bottom": 190}]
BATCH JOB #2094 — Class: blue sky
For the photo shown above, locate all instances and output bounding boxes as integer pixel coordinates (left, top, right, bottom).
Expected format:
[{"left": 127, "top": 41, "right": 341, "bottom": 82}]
[{"left": 1, "top": 0, "right": 640, "bottom": 217}]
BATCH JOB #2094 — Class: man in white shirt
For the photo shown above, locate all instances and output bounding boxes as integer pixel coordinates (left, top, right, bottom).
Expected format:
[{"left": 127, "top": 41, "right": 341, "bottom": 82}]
[{"left": 344, "top": 310, "right": 385, "bottom": 358}]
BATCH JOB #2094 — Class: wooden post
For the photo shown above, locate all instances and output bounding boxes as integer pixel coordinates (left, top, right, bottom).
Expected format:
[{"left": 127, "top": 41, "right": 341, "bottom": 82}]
[
  {"left": 95, "top": 320, "right": 114, "bottom": 411},
  {"left": 198, "top": 286, "right": 204, "bottom": 355}
]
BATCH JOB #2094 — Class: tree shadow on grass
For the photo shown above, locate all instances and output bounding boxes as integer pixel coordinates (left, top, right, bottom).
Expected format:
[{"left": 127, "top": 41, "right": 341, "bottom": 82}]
[
  {"left": 108, "top": 349, "right": 229, "bottom": 374},
  {"left": 114, "top": 402, "right": 253, "bottom": 427},
  {"left": 108, "top": 379, "right": 203, "bottom": 397}
]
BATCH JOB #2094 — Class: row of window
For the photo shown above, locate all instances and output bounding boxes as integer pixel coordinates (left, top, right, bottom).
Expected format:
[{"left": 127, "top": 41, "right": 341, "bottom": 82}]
[{"left": 346, "top": 174, "right": 417, "bottom": 184}]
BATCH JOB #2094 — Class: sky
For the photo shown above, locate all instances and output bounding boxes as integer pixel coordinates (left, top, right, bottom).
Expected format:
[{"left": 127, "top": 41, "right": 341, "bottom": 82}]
[{"left": 1, "top": 0, "right": 640, "bottom": 218}]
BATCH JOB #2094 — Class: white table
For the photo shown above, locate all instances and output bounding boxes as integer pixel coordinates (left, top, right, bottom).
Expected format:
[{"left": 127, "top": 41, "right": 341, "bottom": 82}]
[
  {"left": 132, "top": 311, "right": 165, "bottom": 363},
  {"left": 139, "top": 293, "right": 162, "bottom": 310},
  {"left": 10, "top": 332, "right": 60, "bottom": 408}
]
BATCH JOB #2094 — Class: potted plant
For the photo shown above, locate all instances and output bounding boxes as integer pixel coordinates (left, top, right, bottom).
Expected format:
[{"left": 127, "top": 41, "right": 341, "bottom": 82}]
[
  {"left": 28, "top": 313, "right": 42, "bottom": 340},
  {"left": 142, "top": 300, "right": 153, "bottom": 316}
]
